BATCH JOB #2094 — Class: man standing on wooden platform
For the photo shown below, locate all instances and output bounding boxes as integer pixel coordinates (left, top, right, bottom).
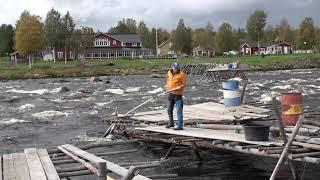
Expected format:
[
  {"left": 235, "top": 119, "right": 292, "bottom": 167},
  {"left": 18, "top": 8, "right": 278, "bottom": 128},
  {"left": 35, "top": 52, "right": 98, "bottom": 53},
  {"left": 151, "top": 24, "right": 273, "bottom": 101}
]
[{"left": 165, "top": 62, "right": 186, "bottom": 130}]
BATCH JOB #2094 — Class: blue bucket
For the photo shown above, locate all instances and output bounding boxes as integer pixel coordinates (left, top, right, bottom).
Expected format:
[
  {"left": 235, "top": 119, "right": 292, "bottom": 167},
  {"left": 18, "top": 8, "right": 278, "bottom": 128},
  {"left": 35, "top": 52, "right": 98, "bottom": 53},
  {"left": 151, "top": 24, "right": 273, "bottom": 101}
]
[
  {"left": 223, "top": 80, "right": 239, "bottom": 90},
  {"left": 223, "top": 80, "right": 241, "bottom": 106}
]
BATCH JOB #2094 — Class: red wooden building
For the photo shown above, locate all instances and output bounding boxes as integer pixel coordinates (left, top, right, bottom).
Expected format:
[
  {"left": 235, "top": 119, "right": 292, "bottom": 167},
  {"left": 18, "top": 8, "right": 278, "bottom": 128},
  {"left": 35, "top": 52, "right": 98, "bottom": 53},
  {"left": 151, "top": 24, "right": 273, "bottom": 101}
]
[
  {"left": 84, "top": 33, "right": 153, "bottom": 59},
  {"left": 241, "top": 42, "right": 293, "bottom": 55}
]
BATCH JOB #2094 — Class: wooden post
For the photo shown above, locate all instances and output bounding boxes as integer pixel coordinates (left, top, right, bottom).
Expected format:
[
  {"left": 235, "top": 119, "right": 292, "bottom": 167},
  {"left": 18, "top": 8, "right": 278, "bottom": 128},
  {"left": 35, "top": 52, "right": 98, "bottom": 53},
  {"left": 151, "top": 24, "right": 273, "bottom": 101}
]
[
  {"left": 272, "top": 97, "right": 297, "bottom": 180},
  {"left": 121, "top": 166, "right": 139, "bottom": 180},
  {"left": 240, "top": 83, "right": 247, "bottom": 104},
  {"left": 97, "top": 162, "right": 107, "bottom": 180},
  {"left": 269, "top": 115, "right": 304, "bottom": 180}
]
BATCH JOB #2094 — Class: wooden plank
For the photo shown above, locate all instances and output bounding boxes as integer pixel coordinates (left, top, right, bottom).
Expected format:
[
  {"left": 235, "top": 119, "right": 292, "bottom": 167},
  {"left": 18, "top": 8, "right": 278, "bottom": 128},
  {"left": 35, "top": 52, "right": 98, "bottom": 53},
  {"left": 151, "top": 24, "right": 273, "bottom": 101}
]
[
  {"left": 61, "top": 144, "right": 151, "bottom": 180},
  {"left": 12, "top": 153, "right": 31, "bottom": 180},
  {"left": 0, "top": 156, "right": 2, "bottom": 180},
  {"left": 24, "top": 148, "right": 47, "bottom": 180},
  {"left": 136, "top": 126, "right": 283, "bottom": 146},
  {"left": 3, "top": 154, "right": 15, "bottom": 180},
  {"left": 37, "top": 149, "right": 60, "bottom": 180}
]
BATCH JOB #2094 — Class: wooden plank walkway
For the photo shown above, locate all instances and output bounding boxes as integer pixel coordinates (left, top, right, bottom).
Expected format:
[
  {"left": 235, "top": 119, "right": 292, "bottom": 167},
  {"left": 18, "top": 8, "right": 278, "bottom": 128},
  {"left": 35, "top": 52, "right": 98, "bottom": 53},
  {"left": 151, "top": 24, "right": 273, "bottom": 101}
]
[
  {"left": 61, "top": 144, "right": 151, "bottom": 180},
  {"left": 131, "top": 102, "right": 271, "bottom": 123},
  {"left": 136, "top": 126, "right": 283, "bottom": 146},
  {"left": 1, "top": 149, "right": 60, "bottom": 180}
]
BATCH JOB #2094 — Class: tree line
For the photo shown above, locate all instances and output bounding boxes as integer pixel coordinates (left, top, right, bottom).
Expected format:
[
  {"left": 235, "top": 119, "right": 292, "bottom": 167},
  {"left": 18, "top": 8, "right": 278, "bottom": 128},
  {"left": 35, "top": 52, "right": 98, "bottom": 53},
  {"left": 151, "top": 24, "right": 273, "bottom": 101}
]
[{"left": 1, "top": 9, "right": 320, "bottom": 57}]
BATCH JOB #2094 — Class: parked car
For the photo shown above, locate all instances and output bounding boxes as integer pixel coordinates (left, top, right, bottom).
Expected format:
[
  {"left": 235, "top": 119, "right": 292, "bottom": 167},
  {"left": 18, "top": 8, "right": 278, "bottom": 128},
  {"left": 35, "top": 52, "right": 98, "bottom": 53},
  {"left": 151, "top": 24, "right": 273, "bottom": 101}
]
[{"left": 223, "top": 50, "right": 239, "bottom": 56}]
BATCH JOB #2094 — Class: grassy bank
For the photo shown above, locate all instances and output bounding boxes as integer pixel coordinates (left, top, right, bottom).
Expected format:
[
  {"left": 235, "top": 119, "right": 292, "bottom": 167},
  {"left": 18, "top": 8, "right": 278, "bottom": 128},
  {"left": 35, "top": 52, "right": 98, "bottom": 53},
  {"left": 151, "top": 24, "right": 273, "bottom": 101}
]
[{"left": 0, "top": 54, "right": 319, "bottom": 79}]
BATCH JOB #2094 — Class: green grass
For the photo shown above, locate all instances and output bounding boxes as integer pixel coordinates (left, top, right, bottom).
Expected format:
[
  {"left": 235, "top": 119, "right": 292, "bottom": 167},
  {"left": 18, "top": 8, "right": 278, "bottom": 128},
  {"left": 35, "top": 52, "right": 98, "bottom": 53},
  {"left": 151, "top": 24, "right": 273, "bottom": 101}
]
[{"left": 0, "top": 54, "right": 319, "bottom": 79}]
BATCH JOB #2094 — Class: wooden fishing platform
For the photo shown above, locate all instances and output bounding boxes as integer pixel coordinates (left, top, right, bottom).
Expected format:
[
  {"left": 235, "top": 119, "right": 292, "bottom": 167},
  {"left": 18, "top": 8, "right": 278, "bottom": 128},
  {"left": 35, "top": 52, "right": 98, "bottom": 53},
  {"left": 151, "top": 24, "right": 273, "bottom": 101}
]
[
  {"left": 131, "top": 102, "right": 271, "bottom": 124},
  {"left": 111, "top": 101, "right": 320, "bottom": 168}
]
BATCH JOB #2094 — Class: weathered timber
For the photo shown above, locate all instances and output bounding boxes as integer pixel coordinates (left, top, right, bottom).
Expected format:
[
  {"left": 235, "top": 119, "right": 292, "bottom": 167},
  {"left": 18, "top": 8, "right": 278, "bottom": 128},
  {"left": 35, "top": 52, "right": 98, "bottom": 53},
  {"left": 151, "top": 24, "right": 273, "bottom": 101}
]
[
  {"left": 24, "top": 148, "right": 47, "bottom": 180},
  {"left": 48, "top": 140, "right": 138, "bottom": 154},
  {"left": 269, "top": 115, "right": 304, "bottom": 180},
  {"left": 60, "top": 144, "right": 151, "bottom": 180}
]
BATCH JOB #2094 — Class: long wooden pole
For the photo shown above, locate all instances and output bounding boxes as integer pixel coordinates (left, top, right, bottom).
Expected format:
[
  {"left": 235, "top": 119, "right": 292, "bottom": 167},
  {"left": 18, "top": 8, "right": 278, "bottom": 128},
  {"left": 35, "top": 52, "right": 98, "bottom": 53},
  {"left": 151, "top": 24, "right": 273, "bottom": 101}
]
[
  {"left": 269, "top": 115, "right": 304, "bottom": 180},
  {"left": 272, "top": 98, "right": 297, "bottom": 180}
]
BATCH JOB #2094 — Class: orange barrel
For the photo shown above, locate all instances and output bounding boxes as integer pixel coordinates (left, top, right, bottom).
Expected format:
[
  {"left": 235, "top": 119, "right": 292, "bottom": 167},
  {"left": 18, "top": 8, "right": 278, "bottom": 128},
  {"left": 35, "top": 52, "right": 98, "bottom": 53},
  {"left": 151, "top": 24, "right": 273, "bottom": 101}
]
[{"left": 280, "top": 93, "right": 303, "bottom": 126}]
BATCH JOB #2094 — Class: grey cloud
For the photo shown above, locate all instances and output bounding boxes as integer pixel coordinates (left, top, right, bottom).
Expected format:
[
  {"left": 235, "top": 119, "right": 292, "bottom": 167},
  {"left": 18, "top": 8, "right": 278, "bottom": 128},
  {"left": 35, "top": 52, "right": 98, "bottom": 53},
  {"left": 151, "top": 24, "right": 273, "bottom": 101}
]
[{"left": 0, "top": 0, "right": 319, "bottom": 31}]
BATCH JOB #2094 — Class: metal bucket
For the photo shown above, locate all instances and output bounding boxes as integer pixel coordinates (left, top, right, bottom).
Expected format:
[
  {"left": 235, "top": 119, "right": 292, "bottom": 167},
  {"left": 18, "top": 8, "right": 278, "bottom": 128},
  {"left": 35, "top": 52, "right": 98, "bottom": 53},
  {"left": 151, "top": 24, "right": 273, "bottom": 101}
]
[
  {"left": 244, "top": 124, "right": 270, "bottom": 141},
  {"left": 223, "top": 80, "right": 241, "bottom": 106},
  {"left": 281, "top": 93, "right": 303, "bottom": 126}
]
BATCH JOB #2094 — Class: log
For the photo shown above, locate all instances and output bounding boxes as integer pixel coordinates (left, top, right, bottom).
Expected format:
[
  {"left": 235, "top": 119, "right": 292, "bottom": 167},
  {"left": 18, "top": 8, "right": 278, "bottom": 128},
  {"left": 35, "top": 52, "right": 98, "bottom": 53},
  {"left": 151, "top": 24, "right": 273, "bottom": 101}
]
[
  {"left": 57, "top": 146, "right": 103, "bottom": 176},
  {"left": 290, "top": 134, "right": 320, "bottom": 145},
  {"left": 269, "top": 115, "right": 304, "bottom": 180},
  {"left": 51, "top": 149, "right": 138, "bottom": 161},
  {"left": 147, "top": 174, "right": 178, "bottom": 179},
  {"left": 58, "top": 170, "right": 93, "bottom": 178},
  {"left": 48, "top": 140, "right": 138, "bottom": 154},
  {"left": 290, "top": 151, "right": 320, "bottom": 159},
  {"left": 292, "top": 141, "right": 320, "bottom": 150},
  {"left": 266, "top": 148, "right": 311, "bottom": 154}
]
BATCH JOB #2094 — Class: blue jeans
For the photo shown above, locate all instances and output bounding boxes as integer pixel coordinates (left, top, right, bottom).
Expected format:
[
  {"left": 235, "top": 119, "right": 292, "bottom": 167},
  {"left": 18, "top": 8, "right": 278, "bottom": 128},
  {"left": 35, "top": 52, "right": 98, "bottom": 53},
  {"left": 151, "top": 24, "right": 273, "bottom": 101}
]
[{"left": 167, "top": 94, "right": 183, "bottom": 128}]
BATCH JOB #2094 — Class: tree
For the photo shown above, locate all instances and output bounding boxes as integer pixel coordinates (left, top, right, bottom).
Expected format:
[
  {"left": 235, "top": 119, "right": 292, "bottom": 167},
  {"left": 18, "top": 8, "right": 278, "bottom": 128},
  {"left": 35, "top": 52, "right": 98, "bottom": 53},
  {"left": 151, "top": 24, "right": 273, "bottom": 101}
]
[
  {"left": 44, "top": 8, "right": 63, "bottom": 49},
  {"left": 215, "top": 22, "right": 235, "bottom": 53},
  {"left": 315, "top": 27, "right": 320, "bottom": 52},
  {"left": 246, "top": 10, "right": 267, "bottom": 42},
  {"left": 264, "top": 25, "right": 276, "bottom": 42},
  {"left": 276, "top": 19, "right": 294, "bottom": 43},
  {"left": 192, "top": 22, "right": 215, "bottom": 50},
  {"left": 62, "top": 11, "right": 76, "bottom": 52},
  {"left": 172, "top": 19, "right": 192, "bottom": 54},
  {"left": 15, "top": 11, "right": 44, "bottom": 67},
  {"left": 137, "top": 21, "right": 151, "bottom": 48},
  {"left": 81, "top": 26, "right": 95, "bottom": 50},
  {"left": 0, "top": 24, "right": 14, "bottom": 56},
  {"left": 296, "top": 17, "right": 316, "bottom": 49},
  {"left": 108, "top": 18, "right": 136, "bottom": 33}
]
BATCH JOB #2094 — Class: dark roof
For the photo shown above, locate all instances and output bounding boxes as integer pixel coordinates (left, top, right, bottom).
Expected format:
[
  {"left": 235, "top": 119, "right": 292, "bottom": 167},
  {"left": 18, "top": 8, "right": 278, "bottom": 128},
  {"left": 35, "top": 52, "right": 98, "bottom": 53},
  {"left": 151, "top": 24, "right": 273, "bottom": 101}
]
[
  {"left": 242, "top": 41, "right": 272, "bottom": 48},
  {"left": 109, "top": 34, "right": 141, "bottom": 43}
]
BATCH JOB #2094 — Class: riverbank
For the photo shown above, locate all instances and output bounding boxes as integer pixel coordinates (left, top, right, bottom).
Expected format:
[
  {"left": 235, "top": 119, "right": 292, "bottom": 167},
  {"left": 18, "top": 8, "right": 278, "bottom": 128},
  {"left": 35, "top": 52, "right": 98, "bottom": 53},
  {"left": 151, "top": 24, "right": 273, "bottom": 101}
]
[{"left": 1, "top": 54, "right": 319, "bottom": 79}]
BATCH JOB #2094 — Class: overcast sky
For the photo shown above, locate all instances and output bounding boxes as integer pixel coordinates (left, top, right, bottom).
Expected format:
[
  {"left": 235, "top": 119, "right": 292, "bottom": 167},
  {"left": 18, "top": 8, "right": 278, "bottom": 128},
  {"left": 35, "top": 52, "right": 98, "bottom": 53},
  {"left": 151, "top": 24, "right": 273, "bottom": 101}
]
[{"left": 0, "top": 0, "right": 319, "bottom": 31}]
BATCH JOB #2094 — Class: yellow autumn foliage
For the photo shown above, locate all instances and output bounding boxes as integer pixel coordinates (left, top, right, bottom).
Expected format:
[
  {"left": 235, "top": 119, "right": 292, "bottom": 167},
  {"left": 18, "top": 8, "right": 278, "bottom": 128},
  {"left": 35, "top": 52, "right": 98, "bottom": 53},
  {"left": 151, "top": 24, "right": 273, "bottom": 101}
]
[{"left": 15, "top": 14, "right": 44, "bottom": 54}]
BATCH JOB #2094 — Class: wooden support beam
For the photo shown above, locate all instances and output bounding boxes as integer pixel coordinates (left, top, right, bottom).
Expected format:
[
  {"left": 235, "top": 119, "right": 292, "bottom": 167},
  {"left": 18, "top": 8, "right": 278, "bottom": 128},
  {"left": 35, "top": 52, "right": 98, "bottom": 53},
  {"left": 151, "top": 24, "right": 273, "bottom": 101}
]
[
  {"left": 58, "top": 170, "right": 93, "bottom": 178},
  {"left": 51, "top": 149, "right": 138, "bottom": 161},
  {"left": 290, "top": 151, "right": 320, "bottom": 159},
  {"left": 121, "top": 166, "right": 140, "bottom": 180},
  {"left": 60, "top": 144, "right": 151, "bottom": 180},
  {"left": 48, "top": 140, "right": 138, "bottom": 154},
  {"left": 269, "top": 115, "right": 304, "bottom": 180},
  {"left": 161, "top": 143, "right": 176, "bottom": 160},
  {"left": 190, "top": 142, "right": 203, "bottom": 161},
  {"left": 57, "top": 146, "right": 102, "bottom": 176}
]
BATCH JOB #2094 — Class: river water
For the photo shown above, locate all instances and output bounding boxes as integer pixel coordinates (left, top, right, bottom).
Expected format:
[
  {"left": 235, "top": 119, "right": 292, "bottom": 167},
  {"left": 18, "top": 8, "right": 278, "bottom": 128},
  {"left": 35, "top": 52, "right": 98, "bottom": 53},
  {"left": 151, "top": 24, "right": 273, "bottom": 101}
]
[{"left": 0, "top": 68, "right": 319, "bottom": 179}]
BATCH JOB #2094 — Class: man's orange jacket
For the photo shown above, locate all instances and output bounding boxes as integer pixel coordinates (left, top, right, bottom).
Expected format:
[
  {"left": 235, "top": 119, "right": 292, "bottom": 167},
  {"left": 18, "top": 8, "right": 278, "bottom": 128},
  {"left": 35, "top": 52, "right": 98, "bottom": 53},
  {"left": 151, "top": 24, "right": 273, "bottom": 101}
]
[{"left": 166, "top": 70, "right": 186, "bottom": 95}]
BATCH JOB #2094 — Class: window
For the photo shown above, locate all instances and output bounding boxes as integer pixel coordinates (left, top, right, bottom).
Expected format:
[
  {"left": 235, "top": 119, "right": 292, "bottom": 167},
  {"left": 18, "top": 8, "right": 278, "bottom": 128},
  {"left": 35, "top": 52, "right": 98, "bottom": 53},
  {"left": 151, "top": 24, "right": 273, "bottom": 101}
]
[
  {"left": 113, "top": 40, "right": 116, "bottom": 45},
  {"left": 132, "top": 43, "right": 137, "bottom": 47},
  {"left": 121, "top": 42, "right": 125, "bottom": 46},
  {"left": 70, "top": 51, "right": 73, "bottom": 59},
  {"left": 58, "top": 52, "right": 63, "bottom": 59}
]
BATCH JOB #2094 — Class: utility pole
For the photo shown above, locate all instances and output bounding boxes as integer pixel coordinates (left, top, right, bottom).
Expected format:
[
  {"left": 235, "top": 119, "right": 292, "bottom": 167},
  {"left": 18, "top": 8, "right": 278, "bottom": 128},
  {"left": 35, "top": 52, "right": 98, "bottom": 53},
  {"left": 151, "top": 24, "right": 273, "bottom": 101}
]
[{"left": 156, "top": 24, "right": 158, "bottom": 58}]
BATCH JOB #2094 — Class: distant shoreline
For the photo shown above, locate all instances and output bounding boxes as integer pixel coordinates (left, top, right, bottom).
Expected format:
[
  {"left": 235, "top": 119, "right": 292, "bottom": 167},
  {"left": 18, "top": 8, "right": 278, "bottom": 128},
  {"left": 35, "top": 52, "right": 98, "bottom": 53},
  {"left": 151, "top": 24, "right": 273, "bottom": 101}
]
[{"left": 0, "top": 55, "right": 319, "bottom": 80}]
